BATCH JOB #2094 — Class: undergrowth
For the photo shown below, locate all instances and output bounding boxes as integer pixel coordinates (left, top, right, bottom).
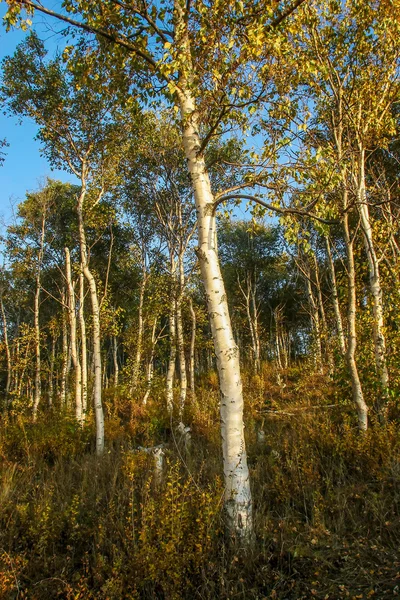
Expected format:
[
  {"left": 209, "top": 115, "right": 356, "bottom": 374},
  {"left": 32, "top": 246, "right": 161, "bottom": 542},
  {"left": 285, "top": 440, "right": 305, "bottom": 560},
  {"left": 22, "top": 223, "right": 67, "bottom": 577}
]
[{"left": 1, "top": 365, "right": 400, "bottom": 599}]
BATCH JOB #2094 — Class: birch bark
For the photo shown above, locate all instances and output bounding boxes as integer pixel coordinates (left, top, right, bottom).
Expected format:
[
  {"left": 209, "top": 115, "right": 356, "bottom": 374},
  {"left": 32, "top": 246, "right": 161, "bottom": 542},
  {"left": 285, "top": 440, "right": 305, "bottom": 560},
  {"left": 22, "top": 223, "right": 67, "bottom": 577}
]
[
  {"left": 77, "top": 175, "right": 104, "bottom": 454},
  {"left": 65, "top": 247, "right": 83, "bottom": 424},
  {"left": 357, "top": 148, "right": 389, "bottom": 415},
  {"left": 0, "top": 295, "right": 11, "bottom": 402},
  {"left": 32, "top": 209, "right": 46, "bottom": 420},
  {"left": 175, "top": 1, "right": 252, "bottom": 532}
]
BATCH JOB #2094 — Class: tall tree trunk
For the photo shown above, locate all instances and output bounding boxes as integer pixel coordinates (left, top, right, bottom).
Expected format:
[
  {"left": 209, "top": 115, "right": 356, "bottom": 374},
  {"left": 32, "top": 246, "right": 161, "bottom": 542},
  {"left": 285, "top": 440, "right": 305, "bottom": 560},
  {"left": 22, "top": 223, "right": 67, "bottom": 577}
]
[
  {"left": 325, "top": 235, "right": 346, "bottom": 356},
  {"left": 77, "top": 177, "right": 104, "bottom": 455},
  {"left": 131, "top": 264, "right": 147, "bottom": 391},
  {"left": 304, "top": 266, "right": 323, "bottom": 373},
  {"left": 113, "top": 335, "right": 119, "bottom": 387},
  {"left": 189, "top": 297, "right": 196, "bottom": 399},
  {"left": 79, "top": 268, "right": 88, "bottom": 415},
  {"left": 177, "top": 250, "right": 187, "bottom": 417},
  {"left": 166, "top": 293, "right": 177, "bottom": 413},
  {"left": 65, "top": 247, "right": 83, "bottom": 424},
  {"left": 33, "top": 210, "right": 46, "bottom": 420},
  {"left": 343, "top": 203, "right": 368, "bottom": 431},
  {"left": 60, "top": 290, "right": 68, "bottom": 408},
  {"left": 48, "top": 332, "right": 56, "bottom": 407},
  {"left": 332, "top": 96, "right": 368, "bottom": 430},
  {"left": 177, "top": 75, "right": 252, "bottom": 537},
  {"left": 274, "top": 308, "right": 283, "bottom": 370},
  {"left": 143, "top": 317, "right": 158, "bottom": 405},
  {"left": 0, "top": 295, "right": 11, "bottom": 403},
  {"left": 251, "top": 284, "right": 261, "bottom": 373},
  {"left": 357, "top": 148, "right": 389, "bottom": 416}
]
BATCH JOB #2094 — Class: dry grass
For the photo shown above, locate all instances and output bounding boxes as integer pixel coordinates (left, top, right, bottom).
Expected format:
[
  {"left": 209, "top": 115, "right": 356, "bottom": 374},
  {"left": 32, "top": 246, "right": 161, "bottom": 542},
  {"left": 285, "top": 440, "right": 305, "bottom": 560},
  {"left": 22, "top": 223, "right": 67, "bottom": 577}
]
[{"left": 1, "top": 366, "right": 400, "bottom": 599}]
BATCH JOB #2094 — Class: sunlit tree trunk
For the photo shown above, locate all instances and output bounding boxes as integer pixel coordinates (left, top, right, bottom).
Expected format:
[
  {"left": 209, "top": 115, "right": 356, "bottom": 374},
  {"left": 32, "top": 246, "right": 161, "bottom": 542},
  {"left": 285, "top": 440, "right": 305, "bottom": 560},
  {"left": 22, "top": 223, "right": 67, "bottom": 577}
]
[
  {"left": 176, "top": 6, "right": 252, "bottom": 533},
  {"left": 132, "top": 262, "right": 147, "bottom": 391},
  {"left": 325, "top": 235, "right": 346, "bottom": 356},
  {"left": 332, "top": 96, "right": 368, "bottom": 430},
  {"left": 79, "top": 268, "right": 88, "bottom": 415},
  {"left": 188, "top": 297, "right": 196, "bottom": 399},
  {"left": 274, "top": 308, "right": 283, "bottom": 370},
  {"left": 143, "top": 317, "right": 158, "bottom": 405},
  {"left": 251, "top": 284, "right": 261, "bottom": 372},
  {"left": 113, "top": 335, "right": 119, "bottom": 387},
  {"left": 77, "top": 173, "right": 104, "bottom": 454},
  {"left": 357, "top": 148, "right": 389, "bottom": 416},
  {"left": 177, "top": 250, "right": 187, "bottom": 417},
  {"left": 166, "top": 292, "right": 177, "bottom": 413},
  {"left": 343, "top": 200, "right": 368, "bottom": 431},
  {"left": 48, "top": 332, "right": 56, "bottom": 407},
  {"left": 60, "top": 290, "right": 68, "bottom": 407},
  {"left": 304, "top": 266, "right": 323, "bottom": 373},
  {"left": 33, "top": 210, "right": 46, "bottom": 420},
  {"left": 65, "top": 247, "right": 83, "bottom": 424},
  {"left": 1, "top": 295, "right": 11, "bottom": 403}
]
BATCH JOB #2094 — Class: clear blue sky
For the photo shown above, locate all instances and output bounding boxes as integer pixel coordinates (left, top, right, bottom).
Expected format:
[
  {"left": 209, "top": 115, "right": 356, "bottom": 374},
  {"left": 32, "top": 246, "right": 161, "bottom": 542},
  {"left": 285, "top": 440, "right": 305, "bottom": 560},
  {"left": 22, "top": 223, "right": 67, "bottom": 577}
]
[{"left": 0, "top": 5, "right": 78, "bottom": 228}]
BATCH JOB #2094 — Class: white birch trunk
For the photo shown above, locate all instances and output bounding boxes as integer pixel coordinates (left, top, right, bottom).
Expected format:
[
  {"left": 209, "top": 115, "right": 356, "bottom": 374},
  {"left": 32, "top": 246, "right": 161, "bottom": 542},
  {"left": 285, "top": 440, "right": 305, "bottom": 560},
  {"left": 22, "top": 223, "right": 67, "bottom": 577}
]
[
  {"left": 166, "top": 294, "right": 177, "bottom": 413},
  {"left": 113, "top": 335, "right": 119, "bottom": 387},
  {"left": 325, "top": 236, "right": 346, "bottom": 356},
  {"left": 188, "top": 297, "right": 196, "bottom": 398},
  {"left": 1, "top": 295, "right": 11, "bottom": 402},
  {"left": 177, "top": 251, "right": 187, "bottom": 417},
  {"left": 131, "top": 264, "right": 147, "bottom": 391},
  {"left": 79, "top": 269, "right": 88, "bottom": 415},
  {"left": 143, "top": 317, "right": 158, "bottom": 405},
  {"left": 357, "top": 149, "right": 389, "bottom": 414},
  {"left": 48, "top": 333, "right": 56, "bottom": 407},
  {"left": 177, "top": 84, "right": 252, "bottom": 537},
  {"left": 305, "top": 264, "right": 323, "bottom": 373},
  {"left": 65, "top": 247, "right": 83, "bottom": 424},
  {"left": 32, "top": 211, "right": 46, "bottom": 420},
  {"left": 251, "top": 285, "right": 261, "bottom": 373},
  {"left": 343, "top": 205, "right": 368, "bottom": 431},
  {"left": 77, "top": 178, "right": 104, "bottom": 455},
  {"left": 60, "top": 291, "right": 68, "bottom": 408}
]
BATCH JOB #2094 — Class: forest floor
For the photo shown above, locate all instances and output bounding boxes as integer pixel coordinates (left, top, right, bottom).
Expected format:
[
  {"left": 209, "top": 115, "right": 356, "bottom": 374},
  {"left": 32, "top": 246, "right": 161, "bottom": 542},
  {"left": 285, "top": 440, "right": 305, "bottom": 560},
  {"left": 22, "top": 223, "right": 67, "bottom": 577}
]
[{"left": 1, "top": 364, "right": 400, "bottom": 600}]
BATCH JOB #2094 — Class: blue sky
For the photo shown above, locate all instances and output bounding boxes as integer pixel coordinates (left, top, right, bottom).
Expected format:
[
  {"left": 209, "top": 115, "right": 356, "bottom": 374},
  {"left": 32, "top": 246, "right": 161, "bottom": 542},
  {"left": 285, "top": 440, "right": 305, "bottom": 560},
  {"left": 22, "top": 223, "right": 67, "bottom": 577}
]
[{"left": 0, "top": 5, "right": 78, "bottom": 228}]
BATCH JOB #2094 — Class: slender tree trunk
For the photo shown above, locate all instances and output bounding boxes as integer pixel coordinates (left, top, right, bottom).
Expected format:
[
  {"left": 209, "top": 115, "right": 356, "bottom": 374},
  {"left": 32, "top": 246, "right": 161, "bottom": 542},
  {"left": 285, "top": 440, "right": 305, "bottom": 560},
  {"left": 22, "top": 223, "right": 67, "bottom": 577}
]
[
  {"left": 274, "top": 309, "right": 283, "bottom": 370},
  {"left": 332, "top": 98, "right": 368, "bottom": 430},
  {"left": 79, "top": 268, "right": 88, "bottom": 415},
  {"left": 113, "top": 335, "right": 119, "bottom": 387},
  {"left": 325, "top": 236, "right": 346, "bottom": 355},
  {"left": 177, "top": 72, "right": 252, "bottom": 536},
  {"left": 48, "top": 333, "right": 56, "bottom": 407},
  {"left": 177, "top": 251, "right": 187, "bottom": 417},
  {"left": 60, "top": 290, "right": 68, "bottom": 407},
  {"left": 1, "top": 295, "right": 11, "bottom": 403},
  {"left": 77, "top": 178, "right": 104, "bottom": 454},
  {"left": 143, "top": 317, "right": 158, "bottom": 405},
  {"left": 189, "top": 297, "right": 196, "bottom": 399},
  {"left": 132, "top": 264, "right": 147, "bottom": 391},
  {"left": 33, "top": 211, "right": 46, "bottom": 420},
  {"left": 343, "top": 203, "right": 368, "bottom": 431},
  {"left": 251, "top": 285, "right": 261, "bottom": 373},
  {"left": 241, "top": 277, "right": 258, "bottom": 371},
  {"left": 357, "top": 148, "right": 389, "bottom": 416},
  {"left": 65, "top": 247, "right": 83, "bottom": 424},
  {"left": 304, "top": 264, "right": 323, "bottom": 373},
  {"left": 166, "top": 292, "right": 177, "bottom": 413}
]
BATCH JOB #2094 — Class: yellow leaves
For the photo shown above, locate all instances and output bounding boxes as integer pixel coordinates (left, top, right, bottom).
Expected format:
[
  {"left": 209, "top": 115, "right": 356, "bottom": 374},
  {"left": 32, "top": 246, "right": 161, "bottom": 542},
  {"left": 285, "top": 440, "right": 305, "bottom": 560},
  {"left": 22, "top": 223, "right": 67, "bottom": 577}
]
[{"left": 167, "top": 81, "right": 177, "bottom": 95}]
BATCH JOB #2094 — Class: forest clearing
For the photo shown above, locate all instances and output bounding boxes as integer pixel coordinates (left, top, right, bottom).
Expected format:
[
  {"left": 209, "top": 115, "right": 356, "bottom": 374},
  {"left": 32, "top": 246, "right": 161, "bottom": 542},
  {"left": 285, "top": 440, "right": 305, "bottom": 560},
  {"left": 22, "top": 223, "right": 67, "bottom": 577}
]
[{"left": 0, "top": 0, "right": 399, "bottom": 598}]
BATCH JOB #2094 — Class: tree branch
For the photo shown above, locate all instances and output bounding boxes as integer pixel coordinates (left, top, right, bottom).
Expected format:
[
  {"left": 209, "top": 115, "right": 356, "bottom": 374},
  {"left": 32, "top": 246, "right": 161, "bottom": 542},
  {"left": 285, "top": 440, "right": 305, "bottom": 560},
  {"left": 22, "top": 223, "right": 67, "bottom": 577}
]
[
  {"left": 18, "top": 0, "right": 159, "bottom": 69},
  {"left": 213, "top": 193, "right": 338, "bottom": 225}
]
